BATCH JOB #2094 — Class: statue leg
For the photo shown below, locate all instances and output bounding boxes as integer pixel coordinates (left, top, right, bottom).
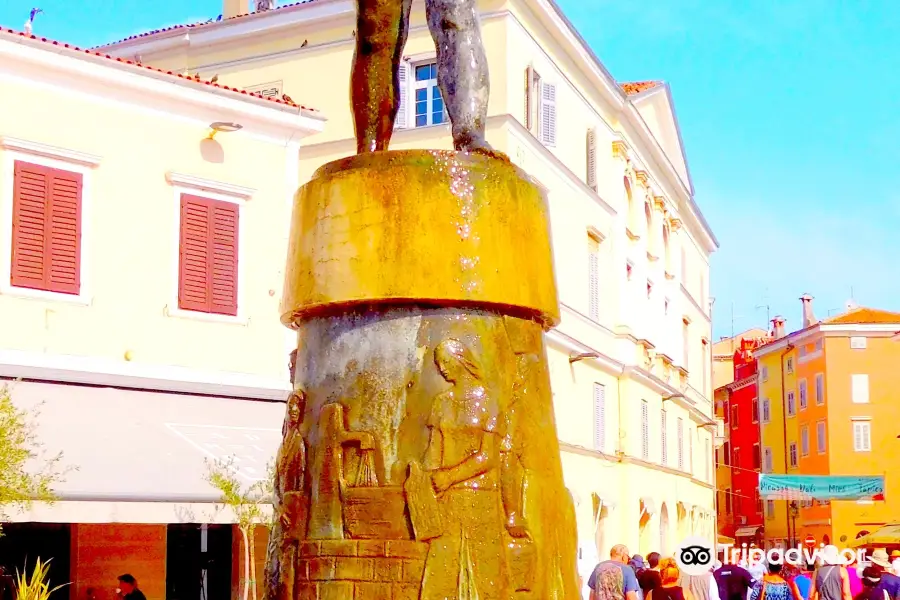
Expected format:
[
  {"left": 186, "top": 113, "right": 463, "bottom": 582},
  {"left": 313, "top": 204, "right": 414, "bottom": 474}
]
[
  {"left": 351, "top": 0, "right": 412, "bottom": 153},
  {"left": 425, "top": 0, "right": 491, "bottom": 152}
]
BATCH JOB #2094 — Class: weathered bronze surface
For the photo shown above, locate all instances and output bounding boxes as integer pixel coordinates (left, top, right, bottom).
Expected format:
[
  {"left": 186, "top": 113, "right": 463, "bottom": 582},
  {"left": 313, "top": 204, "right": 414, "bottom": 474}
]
[
  {"left": 268, "top": 151, "right": 579, "bottom": 599},
  {"left": 351, "top": 0, "right": 490, "bottom": 153}
]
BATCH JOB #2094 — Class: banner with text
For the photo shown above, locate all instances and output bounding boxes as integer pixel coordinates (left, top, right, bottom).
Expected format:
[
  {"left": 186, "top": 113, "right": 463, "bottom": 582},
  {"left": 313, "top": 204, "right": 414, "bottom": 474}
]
[{"left": 758, "top": 475, "right": 885, "bottom": 501}]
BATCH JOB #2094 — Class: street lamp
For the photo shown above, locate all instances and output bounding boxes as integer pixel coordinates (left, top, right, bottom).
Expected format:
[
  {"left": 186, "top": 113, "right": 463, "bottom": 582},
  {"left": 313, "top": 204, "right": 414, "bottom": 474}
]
[{"left": 789, "top": 501, "right": 800, "bottom": 547}]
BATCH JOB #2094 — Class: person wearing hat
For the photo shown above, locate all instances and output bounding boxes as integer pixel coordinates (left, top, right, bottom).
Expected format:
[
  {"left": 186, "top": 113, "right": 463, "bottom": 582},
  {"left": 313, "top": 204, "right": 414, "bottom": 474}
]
[
  {"left": 809, "top": 546, "right": 852, "bottom": 600},
  {"left": 855, "top": 566, "right": 883, "bottom": 600},
  {"left": 872, "top": 550, "right": 900, "bottom": 600}
]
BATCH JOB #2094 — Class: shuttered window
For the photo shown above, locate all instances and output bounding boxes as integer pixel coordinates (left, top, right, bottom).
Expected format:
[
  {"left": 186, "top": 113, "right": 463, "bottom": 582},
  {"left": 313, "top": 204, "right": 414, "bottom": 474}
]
[
  {"left": 593, "top": 383, "right": 606, "bottom": 453},
  {"left": 10, "top": 160, "right": 82, "bottom": 295},
  {"left": 640, "top": 400, "right": 649, "bottom": 459},
  {"left": 677, "top": 418, "right": 684, "bottom": 469},
  {"left": 396, "top": 61, "right": 411, "bottom": 129},
  {"left": 660, "top": 409, "right": 668, "bottom": 465},
  {"left": 852, "top": 420, "right": 871, "bottom": 452},
  {"left": 525, "top": 67, "right": 540, "bottom": 132},
  {"left": 588, "top": 234, "right": 600, "bottom": 321},
  {"left": 178, "top": 194, "right": 239, "bottom": 316},
  {"left": 586, "top": 128, "right": 598, "bottom": 191},
  {"left": 539, "top": 82, "right": 557, "bottom": 147}
]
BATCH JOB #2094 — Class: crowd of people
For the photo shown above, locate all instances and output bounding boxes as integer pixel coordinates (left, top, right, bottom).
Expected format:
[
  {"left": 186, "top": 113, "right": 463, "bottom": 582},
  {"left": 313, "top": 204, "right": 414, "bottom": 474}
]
[{"left": 585, "top": 544, "right": 900, "bottom": 600}]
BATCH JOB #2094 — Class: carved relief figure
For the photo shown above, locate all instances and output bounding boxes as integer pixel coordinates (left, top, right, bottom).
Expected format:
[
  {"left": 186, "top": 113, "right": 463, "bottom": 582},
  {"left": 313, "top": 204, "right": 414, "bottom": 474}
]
[
  {"left": 264, "top": 352, "right": 303, "bottom": 600},
  {"left": 416, "top": 338, "right": 509, "bottom": 599},
  {"left": 307, "top": 403, "right": 375, "bottom": 539},
  {"left": 273, "top": 390, "right": 307, "bottom": 600},
  {"left": 351, "top": 0, "right": 490, "bottom": 153}
]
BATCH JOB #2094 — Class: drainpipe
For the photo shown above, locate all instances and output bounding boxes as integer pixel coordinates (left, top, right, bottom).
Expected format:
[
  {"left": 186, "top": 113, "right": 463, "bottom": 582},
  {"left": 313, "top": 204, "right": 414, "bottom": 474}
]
[{"left": 780, "top": 343, "right": 794, "bottom": 546}]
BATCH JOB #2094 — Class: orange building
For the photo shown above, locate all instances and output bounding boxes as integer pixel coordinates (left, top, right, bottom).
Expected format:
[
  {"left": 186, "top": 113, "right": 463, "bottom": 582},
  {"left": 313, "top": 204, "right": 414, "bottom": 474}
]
[{"left": 756, "top": 298, "right": 900, "bottom": 547}]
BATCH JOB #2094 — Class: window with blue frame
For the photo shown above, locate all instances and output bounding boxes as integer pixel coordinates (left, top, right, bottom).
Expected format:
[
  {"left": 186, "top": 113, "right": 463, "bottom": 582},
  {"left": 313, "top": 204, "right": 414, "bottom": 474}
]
[{"left": 414, "top": 63, "right": 446, "bottom": 127}]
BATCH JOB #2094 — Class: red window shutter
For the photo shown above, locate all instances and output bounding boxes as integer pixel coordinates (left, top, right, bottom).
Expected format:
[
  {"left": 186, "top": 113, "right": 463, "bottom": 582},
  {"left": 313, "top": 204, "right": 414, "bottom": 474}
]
[
  {"left": 209, "top": 201, "right": 239, "bottom": 316},
  {"left": 11, "top": 161, "right": 82, "bottom": 295},
  {"left": 178, "top": 194, "right": 239, "bottom": 316}
]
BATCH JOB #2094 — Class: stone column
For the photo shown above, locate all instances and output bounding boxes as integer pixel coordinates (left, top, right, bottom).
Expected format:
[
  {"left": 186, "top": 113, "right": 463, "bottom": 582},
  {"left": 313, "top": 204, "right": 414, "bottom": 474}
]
[{"left": 273, "top": 150, "right": 580, "bottom": 599}]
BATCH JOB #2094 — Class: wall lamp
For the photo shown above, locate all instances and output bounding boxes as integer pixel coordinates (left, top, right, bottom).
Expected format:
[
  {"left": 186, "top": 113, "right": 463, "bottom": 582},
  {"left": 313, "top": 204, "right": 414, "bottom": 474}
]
[
  {"left": 569, "top": 351, "right": 599, "bottom": 363},
  {"left": 662, "top": 393, "right": 686, "bottom": 403},
  {"left": 207, "top": 121, "right": 243, "bottom": 139}
]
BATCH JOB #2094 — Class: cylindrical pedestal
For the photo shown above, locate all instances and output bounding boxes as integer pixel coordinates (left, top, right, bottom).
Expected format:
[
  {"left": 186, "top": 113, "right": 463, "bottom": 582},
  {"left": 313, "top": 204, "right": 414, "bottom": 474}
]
[{"left": 271, "top": 151, "right": 579, "bottom": 600}]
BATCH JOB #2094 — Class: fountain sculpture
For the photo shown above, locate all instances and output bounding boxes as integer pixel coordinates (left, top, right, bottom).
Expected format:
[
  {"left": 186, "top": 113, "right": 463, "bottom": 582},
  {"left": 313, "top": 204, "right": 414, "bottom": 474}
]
[{"left": 265, "top": 0, "right": 580, "bottom": 597}]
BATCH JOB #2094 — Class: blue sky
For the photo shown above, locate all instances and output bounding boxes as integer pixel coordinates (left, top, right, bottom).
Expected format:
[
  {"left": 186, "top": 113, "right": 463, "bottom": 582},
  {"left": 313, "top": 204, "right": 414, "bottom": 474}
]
[{"left": 3, "top": 0, "right": 898, "bottom": 339}]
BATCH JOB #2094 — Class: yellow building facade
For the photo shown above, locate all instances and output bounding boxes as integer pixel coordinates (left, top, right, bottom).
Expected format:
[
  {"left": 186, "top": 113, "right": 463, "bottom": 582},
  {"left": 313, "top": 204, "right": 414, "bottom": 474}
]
[
  {"left": 757, "top": 305, "right": 900, "bottom": 548},
  {"left": 100, "top": 0, "right": 719, "bottom": 579},
  {"left": 0, "top": 26, "right": 323, "bottom": 600}
]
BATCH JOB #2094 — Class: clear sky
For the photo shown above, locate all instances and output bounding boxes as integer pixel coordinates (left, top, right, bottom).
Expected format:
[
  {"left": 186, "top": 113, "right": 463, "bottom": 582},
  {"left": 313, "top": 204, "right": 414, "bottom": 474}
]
[{"left": 3, "top": 0, "right": 898, "bottom": 339}]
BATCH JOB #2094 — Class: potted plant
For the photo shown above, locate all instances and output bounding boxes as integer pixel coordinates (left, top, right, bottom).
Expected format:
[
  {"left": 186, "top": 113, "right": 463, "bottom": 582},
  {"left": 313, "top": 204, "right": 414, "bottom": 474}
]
[{"left": 15, "top": 558, "right": 70, "bottom": 600}]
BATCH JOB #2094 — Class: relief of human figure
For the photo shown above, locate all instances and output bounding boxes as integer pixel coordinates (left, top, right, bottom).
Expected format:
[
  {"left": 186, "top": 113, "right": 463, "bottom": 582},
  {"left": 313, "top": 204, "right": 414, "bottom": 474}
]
[
  {"left": 416, "top": 338, "right": 513, "bottom": 599},
  {"left": 264, "top": 389, "right": 307, "bottom": 600},
  {"left": 351, "top": 0, "right": 491, "bottom": 153}
]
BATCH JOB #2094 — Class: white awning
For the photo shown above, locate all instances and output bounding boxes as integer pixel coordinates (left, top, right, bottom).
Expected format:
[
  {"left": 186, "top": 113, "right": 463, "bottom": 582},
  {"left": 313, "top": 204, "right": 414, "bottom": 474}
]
[
  {"left": 640, "top": 496, "right": 656, "bottom": 516},
  {"left": 735, "top": 526, "right": 761, "bottom": 537},
  {"left": 8, "top": 379, "right": 285, "bottom": 523}
]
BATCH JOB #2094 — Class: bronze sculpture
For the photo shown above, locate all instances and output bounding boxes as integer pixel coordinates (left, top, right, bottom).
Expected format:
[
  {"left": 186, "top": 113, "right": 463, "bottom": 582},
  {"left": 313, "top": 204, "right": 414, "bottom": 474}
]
[
  {"left": 351, "top": 0, "right": 491, "bottom": 153},
  {"left": 266, "top": 1, "right": 579, "bottom": 596}
]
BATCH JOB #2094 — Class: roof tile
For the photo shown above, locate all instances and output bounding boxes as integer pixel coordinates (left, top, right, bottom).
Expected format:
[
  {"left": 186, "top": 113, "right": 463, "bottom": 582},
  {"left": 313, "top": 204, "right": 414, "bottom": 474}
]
[
  {"left": 1, "top": 27, "right": 317, "bottom": 112},
  {"left": 620, "top": 80, "right": 662, "bottom": 95},
  {"left": 97, "top": 0, "right": 320, "bottom": 47},
  {"left": 824, "top": 307, "right": 900, "bottom": 325}
]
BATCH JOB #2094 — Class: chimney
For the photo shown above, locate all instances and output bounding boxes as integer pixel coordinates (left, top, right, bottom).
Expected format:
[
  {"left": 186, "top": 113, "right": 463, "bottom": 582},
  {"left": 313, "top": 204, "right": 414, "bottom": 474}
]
[
  {"left": 772, "top": 316, "right": 786, "bottom": 340},
  {"left": 223, "top": 0, "right": 250, "bottom": 19},
  {"left": 800, "top": 294, "right": 817, "bottom": 328}
]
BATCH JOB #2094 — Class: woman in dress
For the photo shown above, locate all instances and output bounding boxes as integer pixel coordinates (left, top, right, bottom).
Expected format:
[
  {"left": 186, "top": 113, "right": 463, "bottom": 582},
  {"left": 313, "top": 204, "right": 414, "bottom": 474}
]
[
  {"left": 750, "top": 561, "right": 805, "bottom": 600},
  {"left": 420, "top": 338, "right": 509, "bottom": 599},
  {"left": 266, "top": 389, "right": 307, "bottom": 600}
]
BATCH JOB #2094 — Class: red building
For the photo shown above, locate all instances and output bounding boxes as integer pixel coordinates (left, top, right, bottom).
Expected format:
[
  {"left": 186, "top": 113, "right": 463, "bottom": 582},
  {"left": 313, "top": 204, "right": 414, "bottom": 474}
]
[{"left": 720, "top": 336, "right": 770, "bottom": 545}]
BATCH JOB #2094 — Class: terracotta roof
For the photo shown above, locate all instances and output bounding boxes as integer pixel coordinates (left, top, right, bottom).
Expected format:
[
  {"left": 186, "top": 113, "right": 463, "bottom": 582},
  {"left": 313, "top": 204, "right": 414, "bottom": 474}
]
[
  {"left": 97, "top": 0, "right": 319, "bottom": 47},
  {"left": 824, "top": 307, "right": 900, "bottom": 325},
  {"left": 620, "top": 80, "right": 662, "bottom": 95},
  {"left": 0, "top": 27, "right": 317, "bottom": 112}
]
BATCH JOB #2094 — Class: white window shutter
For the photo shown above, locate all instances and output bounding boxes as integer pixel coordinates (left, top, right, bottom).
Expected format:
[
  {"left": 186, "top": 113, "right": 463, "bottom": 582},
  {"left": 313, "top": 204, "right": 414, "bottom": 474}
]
[
  {"left": 540, "top": 82, "right": 557, "bottom": 147},
  {"left": 525, "top": 66, "right": 533, "bottom": 131},
  {"left": 677, "top": 418, "right": 684, "bottom": 468},
  {"left": 660, "top": 410, "right": 667, "bottom": 465},
  {"left": 593, "top": 383, "right": 606, "bottom": 452},
  {"left": 640, "top": 400, "right": 649, "bottom": 459},
  {"left": 588, "top": 237, "right": 600, "bottom": 321},
  {"left": 395, "top": 61, "right": 411, "bottom": 129},
  {"left": 586, "top": 128, "right": 598, "bottom": 191}
]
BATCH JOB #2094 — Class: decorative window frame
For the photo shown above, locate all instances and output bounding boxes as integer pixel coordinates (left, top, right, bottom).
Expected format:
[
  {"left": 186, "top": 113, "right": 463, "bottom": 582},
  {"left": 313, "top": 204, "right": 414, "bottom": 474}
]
[
  {"left": 165, "top": 172, "right": 254, "bottom": 325},
  {"left": 0, "top": 137, "right": 100, "bottom": 306}
]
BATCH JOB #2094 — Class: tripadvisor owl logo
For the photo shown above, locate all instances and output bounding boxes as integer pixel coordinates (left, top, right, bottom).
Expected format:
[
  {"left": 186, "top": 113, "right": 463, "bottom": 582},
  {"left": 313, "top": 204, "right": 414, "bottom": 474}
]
[{"left": 676, "top": 536, "right": 715, "bottom": 576}]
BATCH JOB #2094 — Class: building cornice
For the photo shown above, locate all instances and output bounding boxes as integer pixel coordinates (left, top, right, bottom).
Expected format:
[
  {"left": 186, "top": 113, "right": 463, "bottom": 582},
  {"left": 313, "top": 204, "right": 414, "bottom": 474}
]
[
  {"left": 0, "top": 349, "right": 291, "bottom": 401},
  {"left": 0, "top": 137, "right": 103, "bottom": 167},
  {"left": 0, "top": 35, "right": 325, "bottom": 146},
  {"left": 754, "top": 322, "right": 900, "bottom": 359}
]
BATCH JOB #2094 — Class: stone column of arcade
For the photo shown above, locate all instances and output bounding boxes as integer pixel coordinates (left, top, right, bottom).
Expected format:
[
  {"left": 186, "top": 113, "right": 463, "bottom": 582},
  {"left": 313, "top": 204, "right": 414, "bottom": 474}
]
[{"left": 267, "top": 149, "right": 581, "bottom": 599}]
